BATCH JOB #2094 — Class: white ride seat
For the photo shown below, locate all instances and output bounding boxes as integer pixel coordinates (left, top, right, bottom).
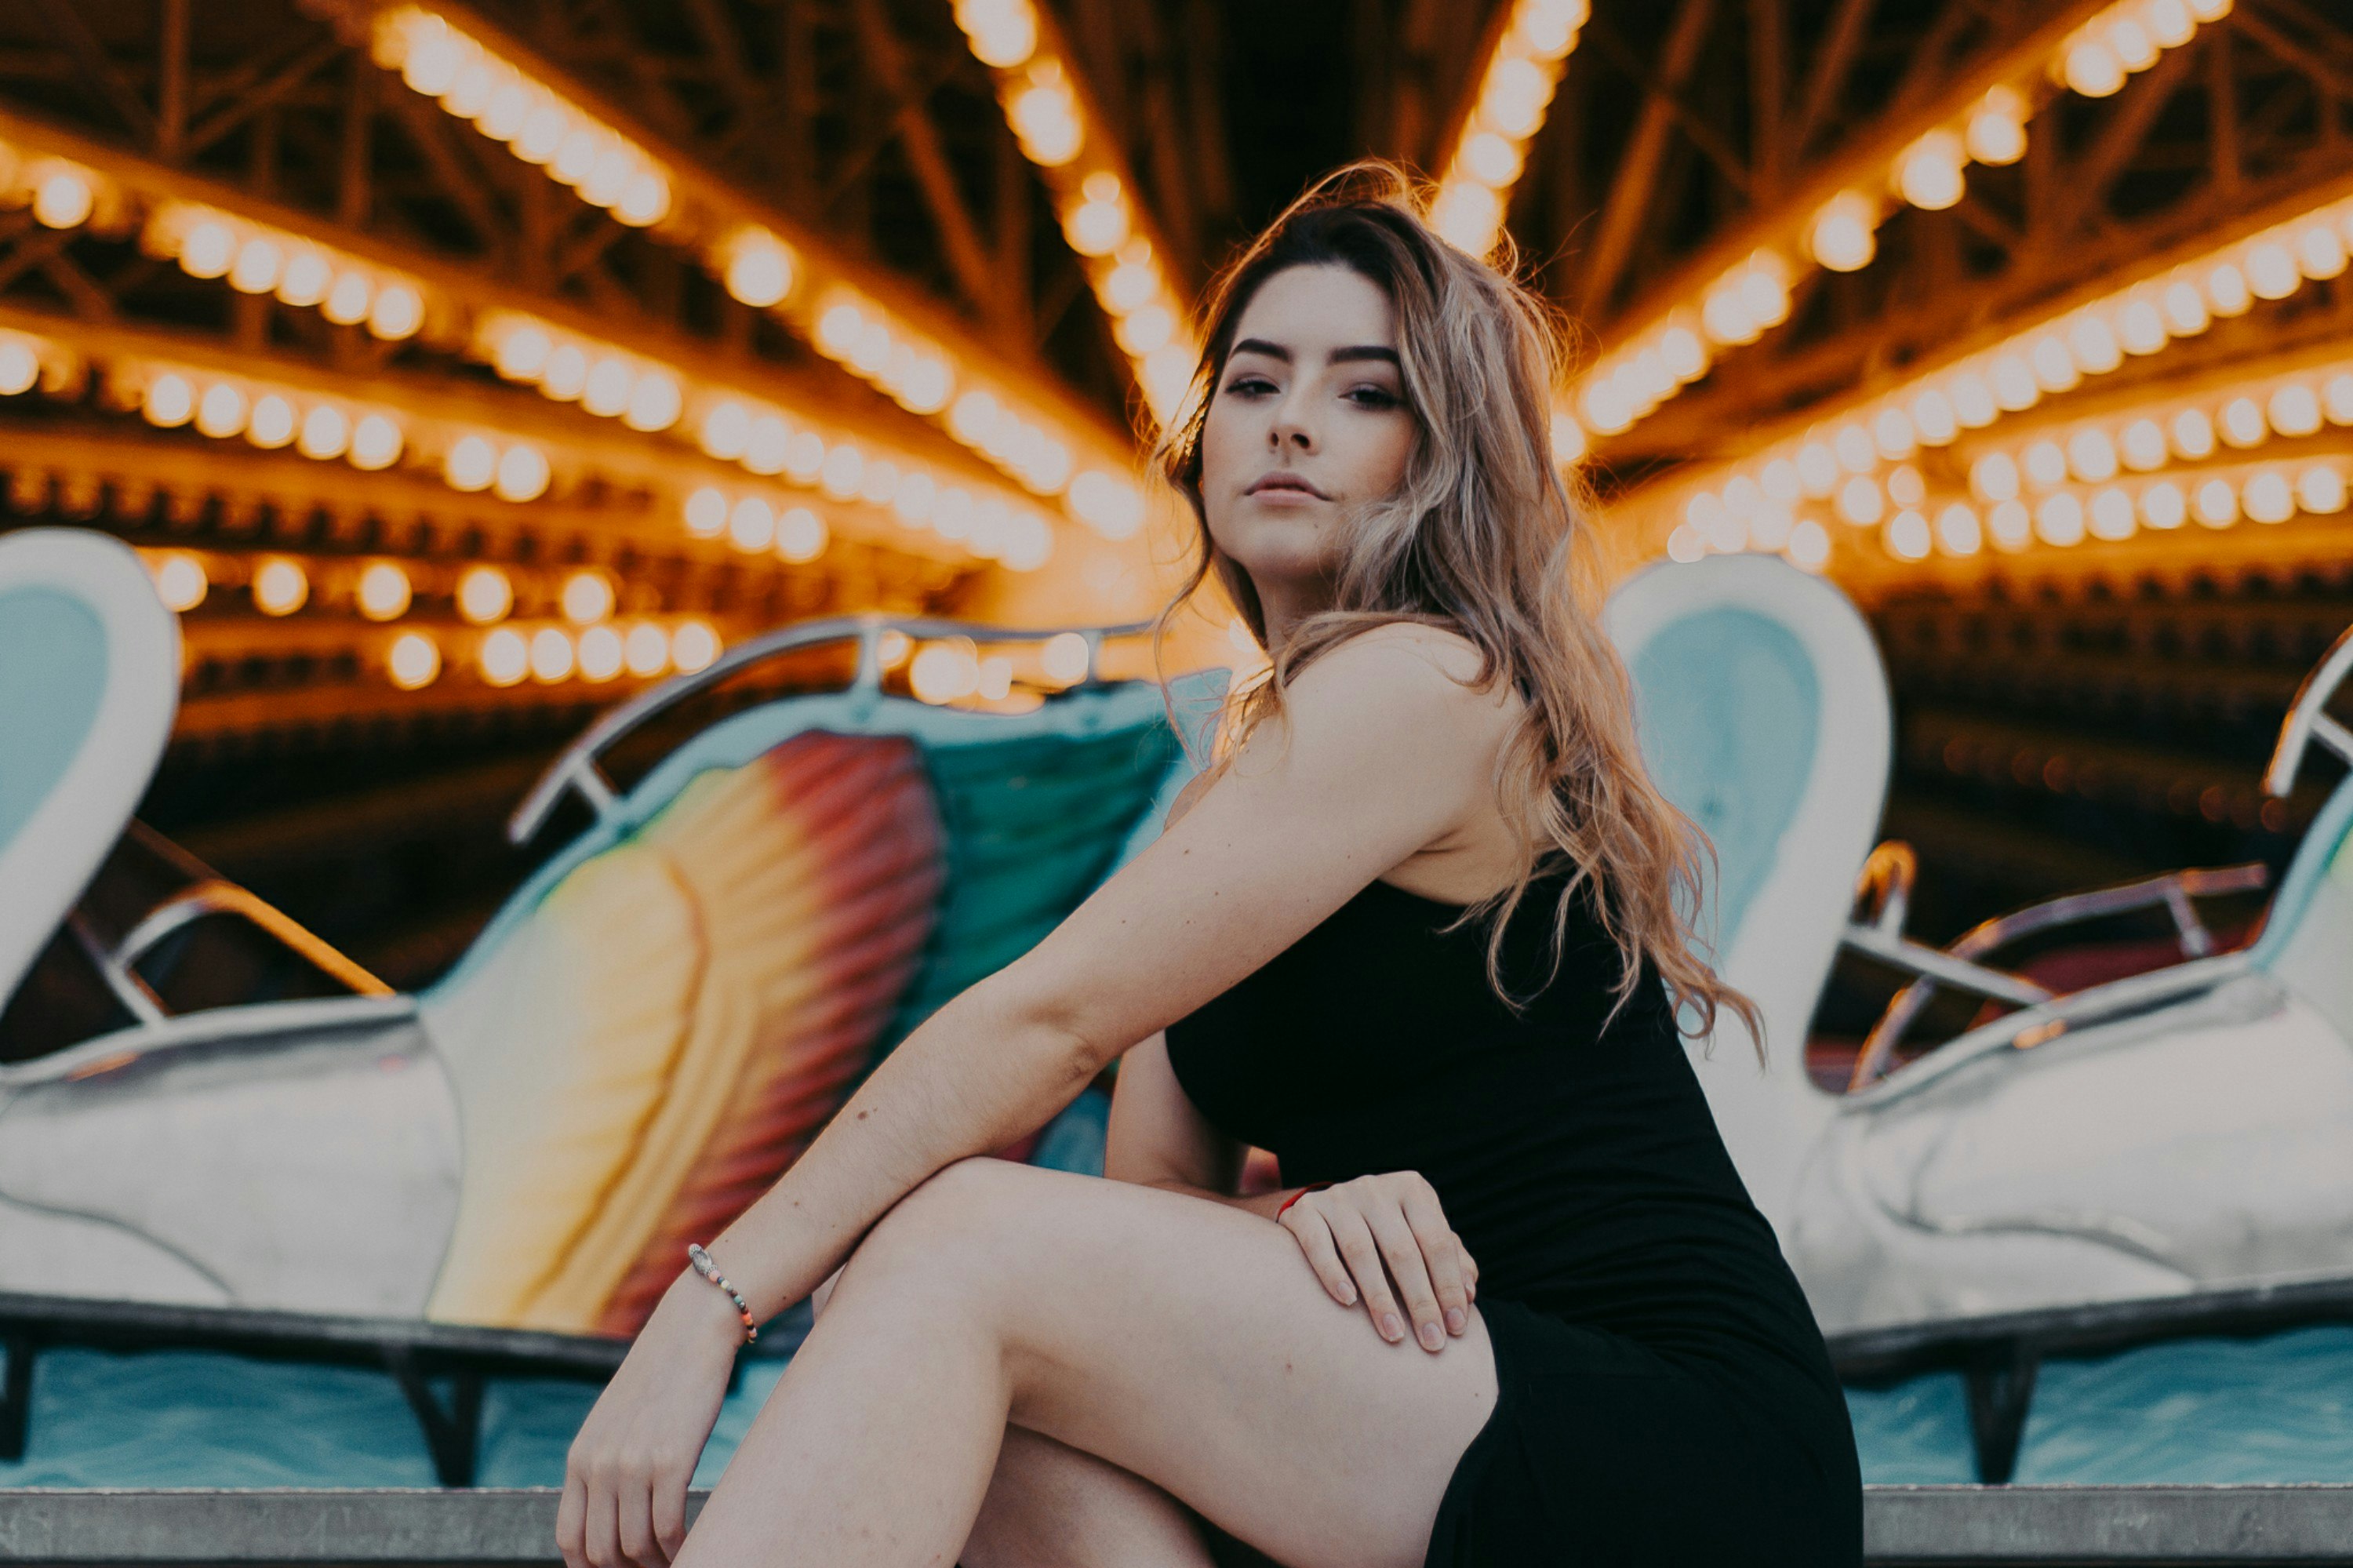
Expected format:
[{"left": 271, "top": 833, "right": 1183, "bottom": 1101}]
[{"left": 1603, "top": 552, "right": 1893, "bottom": 1242}]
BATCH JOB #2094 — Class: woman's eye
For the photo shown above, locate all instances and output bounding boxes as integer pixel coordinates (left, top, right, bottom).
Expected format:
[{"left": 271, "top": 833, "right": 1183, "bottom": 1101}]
[
  {"left": 1224, "top": 375, "right": 1278, "bottom": 397},
  {"left": 1346, "top": 385, "right": 1400, "bottom": 409}
]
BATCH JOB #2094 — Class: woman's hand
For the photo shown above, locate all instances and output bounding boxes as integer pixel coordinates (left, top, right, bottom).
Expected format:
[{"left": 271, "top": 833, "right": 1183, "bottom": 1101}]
[
  {"left": 1276, "top": 1171, "right": 1479, "bottom": 1353},
  {"left": 557, "top": 1273, "right": 746, "bottom": 1568}
]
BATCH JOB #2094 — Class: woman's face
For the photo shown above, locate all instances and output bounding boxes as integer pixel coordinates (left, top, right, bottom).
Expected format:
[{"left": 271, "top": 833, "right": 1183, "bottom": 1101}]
[{"left": 1197, "top": 263, "right": 1415, "bottom": 602}]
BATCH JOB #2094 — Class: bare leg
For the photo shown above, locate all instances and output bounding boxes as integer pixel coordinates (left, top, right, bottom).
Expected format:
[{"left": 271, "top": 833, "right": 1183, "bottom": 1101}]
[
  {"left": 678, "top": 1158, "right": 1495, "bottom": 1568},
  {"left": 962, "top": 1426, "right": 1218, "bottom": 1568},
  {"left": 807, "top": 1261, "right": 1217, "bottom": 1568}
]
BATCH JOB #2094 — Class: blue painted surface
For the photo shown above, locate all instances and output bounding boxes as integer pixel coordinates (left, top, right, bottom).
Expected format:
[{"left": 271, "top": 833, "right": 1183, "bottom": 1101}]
[
  {"left": 11, "top": 1315, "right": 2351, "bottom": 1487},
  {"left": 0, "top": 1091, "right": 1116, "bottom": 1490},
  {"left": 0, "top": 587, "right": 107, "bottom": 857},
  {"left": 1627, "top": 607, "right": 1820, "bottom": 955}
]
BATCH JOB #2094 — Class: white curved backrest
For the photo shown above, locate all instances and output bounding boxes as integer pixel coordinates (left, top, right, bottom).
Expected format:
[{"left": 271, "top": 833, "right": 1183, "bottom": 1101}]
[
  {"left": 0, "top": 529, "right": 180, "bottom": 1008},
  {"left": 1603, "top": 555, "right": 1891, "bottom": 1232}
]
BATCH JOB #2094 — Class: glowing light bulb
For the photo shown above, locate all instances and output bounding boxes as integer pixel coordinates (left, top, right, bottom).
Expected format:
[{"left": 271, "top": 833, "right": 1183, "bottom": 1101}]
[
  {"left": 670, "top": 621, "right": 719, "bottom": 674},
  {"left": 776, "top": 506, "right": 827, "bottom": 563},
  {"left": 323, "top": 271, "right": 373, "bottom": 326},
  {"left": 151, "top": 552, "right": 207, "bottom": 613},
  {"left": 1884, "top": 510, "right": 1932, "bottom": 561},
  {"left": 2244, "top": 471, "right": 2294, "bottom": 523},
  {"left": 446, "top": 435, "right": 498, "bottom": 491},
  {"left": 357, "top": 561, "right": 412, "bottom": 620},
  {"left": 1965, "top": 89, "right": 2028, "bottom": 165},
  {"left": 2063, "top": 38, "right": 2126, "bottom": 97},
  {"left": 457, "top": 565, "right": 513, "bottom": 624},
  {"left": 529, "top": 626, "right": 576, "bottom": 682},
  {"left": 1934, "top": 503, "right": 1982, "bottom": 556},
  {"left": 31, "top": 166, "right": 93, "bottom": 228},
  {"left": 253, "top": 557, "right": 308, "bottom": 615},
  {"left": 195, "top": 382, "right": 249, "bottom": 438},
  {"left": 1064, "top": 198, "right": 1129, "bottom": 256},
  {"left": 227, "top": 237, "right": 282, "bottom": 294},
  {"left": 2193, "top": 478, "right": 2238, "bottom": 527},
  {"left": 180, "top": 219, "right": 235, "bottom": 278},
  {"left": 2023, "top": 440, "right": 2068, "bottom": 489},
  {"left": 2088, "top": 487, "right": 2137, "bottom": 540},
  {"left": 2035, "top": 493, "right": 2086, "bottom": 546},
  {"left": 728, "top": 496, "right": 776, "bottom": 551},
  {"left": 493, "top": 443, "right": 550, "bottom": 502},
  {"left": 367, "top": 282, "right": 424, "bottom": 340},
  {"left": 623, "top": 372, "right": 682, "bottom": 432},
  {"left": 2246, "top": 240, "right": 2300, "bottom": 300},
  {"left": 2171, "top": 407, "right": 2217, "bottom": 460},
  {"left": 2270, "top": 384, "right": 2323, "bottom": 438},
  {"left": 350, "top": 413, "right": 403, "bottom": 471},
  {"left": 2119, "top": 419, "right": 2167, "bottom": 471},
  {"left": 2220, "top": 397, "right": 2266, "bottom": 448},
  {"left": 143, "top": 373, "right": 195, "bottom": 427},
  {"left": 722, "top": 226, "right": 795, "bottom": 307},
  {"left": 494, "top": 323, "right": 554, "bottom": 381},
  {"left": 684, "top": 486, "right": 729, "bottom": 537},
  {"left": 581, "top": 356, "right": 632, "bottom": 417},
  {"left": 2140, "top": 481, "right": 2187, "bottom": 529},
  {"left": 623, "top": 622, "right": 669, "bottom": 677},
  {"left": 1971, "top": 451, "right": 2020, "bottom": 502},
  {"left": 1809, "top": 192, "right": 1878, "bottom": 271},
  {"left": 278, "top": 248, "right": 331, "bottom": 307},
  {"left": 1041, "top": 631, "right": 1090, "bottom": 685},
  {"left": 247, "top": 393, "right": 297, "bottom": 449},
  {"left": 480, "top": 627, "right": 529, "bottom": 687},
  {"left": 1786, "top": 518, "right": 1831, "bottom": 570},
  {"left": 387, "top": 632, "right": 440, "bottom": 690},
  {"left": 1988, "top": 500, "right": 2031, "bottom": 550},
  {"left": 561, "top": 569, "right": 613, "bottom": 624},
  {"left": 576, "top": 624, "right": 623, "bottom": 682},
  {"left": 1894, "top": 130, "right": 1966, "bottom": 211},
  {"left": 2298, "top": 465, "right": 2348, "bottom": 515},
  {"left": 1837, "top": 475, "right": 1884, "bottom": 526},
  {"left": 2067, "top": 427, "right": 2118, "bottom": 482},
  {"left": 541, "top": 344, "right": 589, "bottom": 400}
]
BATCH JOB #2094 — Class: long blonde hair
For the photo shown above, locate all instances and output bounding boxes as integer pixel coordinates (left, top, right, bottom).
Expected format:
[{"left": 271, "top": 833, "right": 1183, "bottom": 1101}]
[{"left": 1151, "top": 162, "right": 1762, "bottom": 1050}]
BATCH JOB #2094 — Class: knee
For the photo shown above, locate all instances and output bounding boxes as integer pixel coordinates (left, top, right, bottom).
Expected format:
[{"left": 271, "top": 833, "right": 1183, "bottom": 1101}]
[{"left": 834, "top": 1156, "right": 1036, "bottom": 1306}]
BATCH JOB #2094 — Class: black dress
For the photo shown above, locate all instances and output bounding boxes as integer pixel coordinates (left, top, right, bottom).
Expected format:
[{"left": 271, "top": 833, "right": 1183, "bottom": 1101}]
[{"left": 1162, "top": 872, "right": 1863, "bottom": 1567}]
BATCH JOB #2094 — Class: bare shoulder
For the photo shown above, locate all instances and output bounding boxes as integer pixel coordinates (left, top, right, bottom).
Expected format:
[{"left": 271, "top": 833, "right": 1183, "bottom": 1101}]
[{"left": 1288, "top": 620, "right": 1522, "bottom": 744}]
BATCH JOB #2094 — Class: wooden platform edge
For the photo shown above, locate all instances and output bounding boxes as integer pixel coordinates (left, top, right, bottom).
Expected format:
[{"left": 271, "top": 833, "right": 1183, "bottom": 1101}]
[{"left": 1, "top": 1486, "right": 2351, "bottom": 1564}]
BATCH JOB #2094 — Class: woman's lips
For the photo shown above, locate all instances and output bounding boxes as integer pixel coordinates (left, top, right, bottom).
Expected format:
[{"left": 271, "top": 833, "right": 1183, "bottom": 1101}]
[{"left": 1246, "top": 473, "right": 1329, "bottom": 499}]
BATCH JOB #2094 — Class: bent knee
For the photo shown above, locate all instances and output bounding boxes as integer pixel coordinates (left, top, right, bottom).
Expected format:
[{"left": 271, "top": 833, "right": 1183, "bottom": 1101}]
[{"left": 837, "top": 1156, "right": 1042, "bottom": 1297}]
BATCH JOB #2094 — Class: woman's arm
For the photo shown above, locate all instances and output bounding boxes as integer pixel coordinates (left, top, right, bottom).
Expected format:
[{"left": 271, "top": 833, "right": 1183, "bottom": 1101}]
[
  {"left": 1104, "top": 1031, "right": 1305, "bottom": 1220},
  {"left": 694, "top": 624, "right": 1515, "bottom": 1322}
]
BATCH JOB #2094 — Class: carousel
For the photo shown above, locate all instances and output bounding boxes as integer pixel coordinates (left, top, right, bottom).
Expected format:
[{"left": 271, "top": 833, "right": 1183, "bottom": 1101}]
[{"left": 1, "top": 0, "right": 2351, "bottom": 1558}]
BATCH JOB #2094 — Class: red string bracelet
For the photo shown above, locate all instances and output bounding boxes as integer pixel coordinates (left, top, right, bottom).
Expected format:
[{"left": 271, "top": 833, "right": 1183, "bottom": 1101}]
[{"left": 1274, "top": 1181, "right": 1333, "bottom": 1221}]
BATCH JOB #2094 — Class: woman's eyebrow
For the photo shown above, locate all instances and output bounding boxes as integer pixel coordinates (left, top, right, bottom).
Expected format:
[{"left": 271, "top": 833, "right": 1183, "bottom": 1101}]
[{"left": 1227, "top": 339, "right": 1398, "bottom": 366}]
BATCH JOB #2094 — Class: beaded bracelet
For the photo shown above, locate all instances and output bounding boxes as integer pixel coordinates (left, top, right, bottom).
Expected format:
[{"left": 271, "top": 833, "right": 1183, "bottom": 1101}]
[
  {"left": 1274, "top": 1181, "right": 1333, "bottom": 1221},
  {"left": 686, "top": 1242, "right": 758, "bottom": 1344}
]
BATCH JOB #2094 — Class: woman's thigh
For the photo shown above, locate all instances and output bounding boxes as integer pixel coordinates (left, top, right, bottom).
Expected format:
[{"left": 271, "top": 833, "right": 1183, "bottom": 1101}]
[{"left": 827, "top": 1158, "right": 1498, "bottom": 1568}]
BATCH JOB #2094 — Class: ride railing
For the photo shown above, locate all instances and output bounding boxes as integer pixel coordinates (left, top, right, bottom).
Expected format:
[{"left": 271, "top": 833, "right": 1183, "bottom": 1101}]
[
  {"left": 506, "top": 613, "right": 1158, "bottom": 845},
  {"left": 1834, "top": 620, "right": 2353, "bottom": 1093}
]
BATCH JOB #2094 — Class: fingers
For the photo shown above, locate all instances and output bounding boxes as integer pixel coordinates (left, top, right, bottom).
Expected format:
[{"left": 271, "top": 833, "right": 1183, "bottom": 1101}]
[
  {"left": 1279, "top": 1203, "right": 1358, "bottom": 1307},
  {"left": 616, "top": 1470, "right": 669, "bottom": 1568},
  {"left": 582, "top": 1468, "right": 621, "bottom": 1568},
  {"left": 652, "top": 1467, "right": 691, "bottom": 1563},
  {"left": 557, "top": 1472, "right": 587, "bottom": 1568},
  {"left": 1328, "top": 1206, "right": 1411, "bottom": 1347},
  {"left": 1398, "top": 1182, "right": 1475, "bottom": 1339},
  {"left": 1363, "top": 1202, "right": 1448, "bottom": 1353}
]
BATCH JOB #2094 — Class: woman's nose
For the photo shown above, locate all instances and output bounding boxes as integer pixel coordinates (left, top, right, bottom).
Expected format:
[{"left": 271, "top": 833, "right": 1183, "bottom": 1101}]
[{"left": 1268, "top": 399, "right": 1316, "bottom": 453}]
